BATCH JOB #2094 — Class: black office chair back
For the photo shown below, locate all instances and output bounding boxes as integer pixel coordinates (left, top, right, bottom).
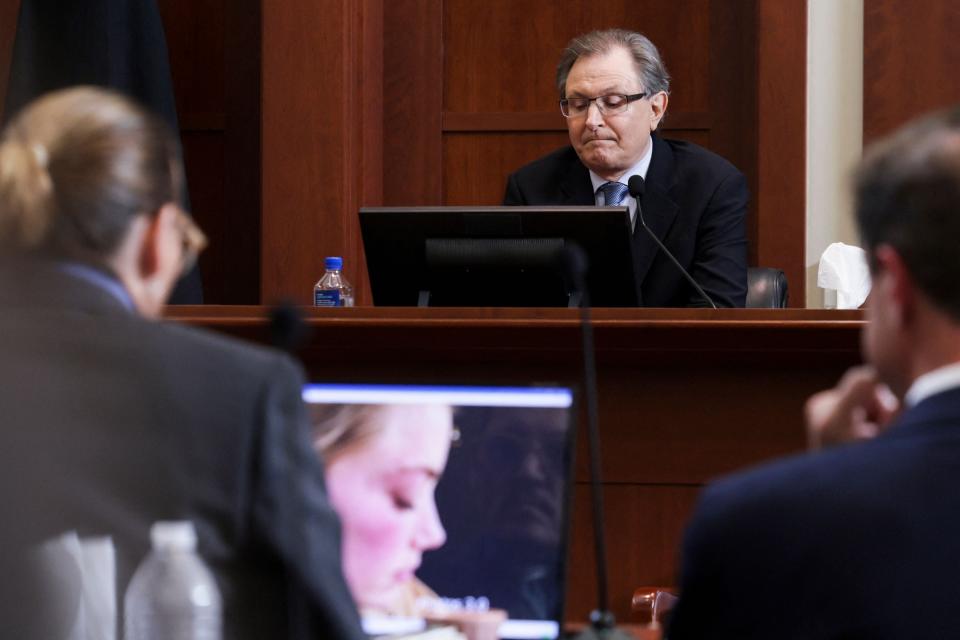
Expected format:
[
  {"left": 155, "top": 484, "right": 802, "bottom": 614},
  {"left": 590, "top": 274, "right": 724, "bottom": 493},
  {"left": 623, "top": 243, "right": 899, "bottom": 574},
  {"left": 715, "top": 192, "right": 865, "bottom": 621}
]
[{"left": 746, "top": 267, "right": 788, "bottom": 308}]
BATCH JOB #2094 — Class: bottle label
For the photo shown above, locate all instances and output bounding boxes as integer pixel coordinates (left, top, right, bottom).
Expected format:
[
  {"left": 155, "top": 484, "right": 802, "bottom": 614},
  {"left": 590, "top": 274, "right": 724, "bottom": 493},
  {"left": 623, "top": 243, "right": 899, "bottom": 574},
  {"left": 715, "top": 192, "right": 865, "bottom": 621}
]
[{"left": 314, "top": 289, "right": 341, "bottom": 307}]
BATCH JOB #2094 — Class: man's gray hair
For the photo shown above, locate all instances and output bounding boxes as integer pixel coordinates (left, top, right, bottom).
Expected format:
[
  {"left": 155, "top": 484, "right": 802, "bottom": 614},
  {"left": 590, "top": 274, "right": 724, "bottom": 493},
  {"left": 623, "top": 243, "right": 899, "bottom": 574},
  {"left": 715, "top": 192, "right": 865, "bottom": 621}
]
[{"left": 556, "top": 29, "right": 671, "bottom": 98}]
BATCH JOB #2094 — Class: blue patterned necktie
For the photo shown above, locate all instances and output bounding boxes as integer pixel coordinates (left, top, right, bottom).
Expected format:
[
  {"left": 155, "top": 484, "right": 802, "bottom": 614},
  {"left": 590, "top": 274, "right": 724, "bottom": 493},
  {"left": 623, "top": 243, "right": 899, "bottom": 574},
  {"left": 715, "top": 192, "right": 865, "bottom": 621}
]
[{"left": 598, "top": 181, "right": 629, "bottom": 206}]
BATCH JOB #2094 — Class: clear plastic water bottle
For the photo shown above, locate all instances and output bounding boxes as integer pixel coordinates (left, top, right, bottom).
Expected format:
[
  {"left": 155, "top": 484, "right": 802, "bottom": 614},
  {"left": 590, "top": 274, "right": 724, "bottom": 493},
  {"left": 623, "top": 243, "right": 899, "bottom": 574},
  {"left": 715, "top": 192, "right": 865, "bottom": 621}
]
[
  {"left": 313, "top": 256, "right": 354, "bottom": 307},
  {"left": 124, "top": 521, "right": 222, "bottom": 640}
]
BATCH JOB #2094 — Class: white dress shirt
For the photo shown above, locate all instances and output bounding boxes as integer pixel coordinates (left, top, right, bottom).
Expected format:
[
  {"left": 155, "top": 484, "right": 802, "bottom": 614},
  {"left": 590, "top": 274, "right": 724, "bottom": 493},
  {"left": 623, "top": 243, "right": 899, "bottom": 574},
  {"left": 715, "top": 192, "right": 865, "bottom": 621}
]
[
  {"left": 589, "top": 138, "right": 654, "bottom": 229},
  {"left": 904, "top": 361, "right": 960, "bottom": 408}
]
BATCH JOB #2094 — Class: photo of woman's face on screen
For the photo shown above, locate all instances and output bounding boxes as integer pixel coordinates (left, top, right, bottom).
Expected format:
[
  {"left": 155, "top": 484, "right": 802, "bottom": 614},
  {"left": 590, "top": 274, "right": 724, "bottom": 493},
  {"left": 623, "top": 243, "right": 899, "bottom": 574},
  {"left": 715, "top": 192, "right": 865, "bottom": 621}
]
[
  {"left": 303, "top": 384, "right": 574, "bottom": 639},
  {"left": 310, "top": 403, "right": 454, "bottom": 616}
]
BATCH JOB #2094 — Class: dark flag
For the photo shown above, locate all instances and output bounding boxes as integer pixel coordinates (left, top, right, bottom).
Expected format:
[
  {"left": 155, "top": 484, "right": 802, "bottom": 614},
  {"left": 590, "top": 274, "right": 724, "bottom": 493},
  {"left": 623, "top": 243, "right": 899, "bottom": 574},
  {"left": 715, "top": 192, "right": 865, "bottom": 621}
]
[{"left": 4, "top": 0, "right": 203, "bottom": 303}]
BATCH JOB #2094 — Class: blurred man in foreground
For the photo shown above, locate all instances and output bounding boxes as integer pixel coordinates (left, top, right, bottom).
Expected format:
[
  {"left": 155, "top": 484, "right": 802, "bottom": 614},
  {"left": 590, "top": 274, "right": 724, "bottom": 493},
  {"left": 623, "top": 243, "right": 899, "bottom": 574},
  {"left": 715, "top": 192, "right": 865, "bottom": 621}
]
[
  {"left": 0, "top": 87, "right": 364, "bottom": 639},
  {"left": 668, "top": 107, "right": 960, "bottom": 638}
]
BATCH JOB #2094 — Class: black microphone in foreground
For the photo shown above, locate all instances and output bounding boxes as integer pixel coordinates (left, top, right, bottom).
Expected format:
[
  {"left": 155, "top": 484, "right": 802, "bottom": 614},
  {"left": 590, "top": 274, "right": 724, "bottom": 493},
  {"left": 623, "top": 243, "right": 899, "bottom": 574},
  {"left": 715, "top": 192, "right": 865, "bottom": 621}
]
[
  {"left": 560, "top": 245, "right": 634, "bottom": 640},
  {"left": 268, "top": 300, "right": 311, "bottom": 354},
  {"left": 627, "top": 175, "right": 717, "bottom": 309}
]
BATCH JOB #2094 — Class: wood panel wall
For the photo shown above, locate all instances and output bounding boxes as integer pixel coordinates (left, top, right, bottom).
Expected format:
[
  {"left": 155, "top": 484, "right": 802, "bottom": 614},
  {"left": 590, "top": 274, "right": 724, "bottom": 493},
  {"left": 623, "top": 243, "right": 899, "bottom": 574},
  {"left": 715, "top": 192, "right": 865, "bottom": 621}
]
[
  {"left": 384, "top": 0, "right": 761, "bottom": 248},
  {"left": 1, "top": 1, "right": 809, "bottom": 307},
  {"left": 437, "top": 1, "right": 753, "bottom": 209},
  {"left": 386, "top": 0, "right": 808, "bottom": 304},
  {"left": 0, "top": 1, "right": 260, "bottom": 304},
  {"left": 0, "top": 1, "right": 19, "bottom": 118},
  {"left": 261, "top": 0, "right": 383, "bottom": 305},
  {"left": 864, "top": 0, "right": 960, "bottom": 144},
  {"left": 755, "top": 0, "right": 806, "bottom": 298},
  {"left": 157, "top": 0, "right": 261, "bottom": 304}
]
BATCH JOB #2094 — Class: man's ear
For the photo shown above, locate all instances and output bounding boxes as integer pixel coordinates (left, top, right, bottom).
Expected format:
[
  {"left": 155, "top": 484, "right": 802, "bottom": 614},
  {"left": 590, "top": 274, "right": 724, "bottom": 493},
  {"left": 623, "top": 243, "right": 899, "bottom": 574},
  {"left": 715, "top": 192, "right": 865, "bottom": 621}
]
[
  {"left": 649, "top": 91, "right": 668, "bottom": 131},
  {"left": 873, "top": 244, "right": 916, "bottom": 326}
]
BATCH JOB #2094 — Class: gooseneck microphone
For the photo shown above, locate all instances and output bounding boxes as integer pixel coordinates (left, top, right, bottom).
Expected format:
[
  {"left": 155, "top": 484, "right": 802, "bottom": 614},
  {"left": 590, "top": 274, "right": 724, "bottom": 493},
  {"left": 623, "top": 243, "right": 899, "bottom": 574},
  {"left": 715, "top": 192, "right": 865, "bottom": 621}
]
[
  {"left": 561, "top": 245, "right": 634, "bottom": 640},
  {"left": 627, "top": 175, "right": 717, "bottom": 309}
]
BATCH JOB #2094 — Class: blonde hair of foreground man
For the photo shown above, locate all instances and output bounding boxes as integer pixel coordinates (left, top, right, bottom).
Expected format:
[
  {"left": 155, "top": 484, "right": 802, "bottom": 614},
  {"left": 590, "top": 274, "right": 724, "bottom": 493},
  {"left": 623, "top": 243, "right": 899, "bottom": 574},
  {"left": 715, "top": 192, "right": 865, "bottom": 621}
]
[{"left": 0, "top": 86, "right": 204, "bottom": 317}]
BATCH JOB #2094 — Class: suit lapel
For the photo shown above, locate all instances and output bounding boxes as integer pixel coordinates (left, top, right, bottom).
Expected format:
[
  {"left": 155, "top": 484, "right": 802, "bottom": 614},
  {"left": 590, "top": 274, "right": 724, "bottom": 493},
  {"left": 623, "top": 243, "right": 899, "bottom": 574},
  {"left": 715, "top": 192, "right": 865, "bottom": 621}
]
[
  {"left": 559, "top": 154, "right": 596, "bottom": 205},
  {"left": 631, "top": 135, "right": 679, "bottom": 288}
]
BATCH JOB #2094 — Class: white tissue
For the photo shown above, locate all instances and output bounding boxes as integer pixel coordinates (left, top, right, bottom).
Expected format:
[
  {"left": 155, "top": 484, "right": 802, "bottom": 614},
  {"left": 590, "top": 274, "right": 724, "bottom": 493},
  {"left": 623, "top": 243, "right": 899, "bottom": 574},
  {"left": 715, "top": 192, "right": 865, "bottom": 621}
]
[
  {"left": 817, "top": 242, "right": 871, "bottom": 309},
  {"left": 36, "top": 532, "right": 116, "bottom": 640}
]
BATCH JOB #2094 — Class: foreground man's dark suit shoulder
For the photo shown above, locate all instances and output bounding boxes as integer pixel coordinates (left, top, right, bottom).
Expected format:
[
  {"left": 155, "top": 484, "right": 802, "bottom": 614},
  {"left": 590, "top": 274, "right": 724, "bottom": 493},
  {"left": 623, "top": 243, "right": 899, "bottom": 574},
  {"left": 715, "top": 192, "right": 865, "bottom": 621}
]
[
  {"left": 503, "top": 135, "right": 748, "bottom": 307},
  {"left": 0, "top": 262, "right": 364, "bottom": 640},
  {"left": 668, "top": 386, "right": 960, "bottom": 639}
]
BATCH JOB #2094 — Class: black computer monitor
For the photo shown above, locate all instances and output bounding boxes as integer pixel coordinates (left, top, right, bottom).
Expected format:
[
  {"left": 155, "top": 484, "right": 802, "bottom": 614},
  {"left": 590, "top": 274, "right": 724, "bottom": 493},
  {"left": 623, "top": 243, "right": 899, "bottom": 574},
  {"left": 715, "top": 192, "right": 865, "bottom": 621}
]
[{"left": 359, "top": 206, "right": 638, "bottom": 307}]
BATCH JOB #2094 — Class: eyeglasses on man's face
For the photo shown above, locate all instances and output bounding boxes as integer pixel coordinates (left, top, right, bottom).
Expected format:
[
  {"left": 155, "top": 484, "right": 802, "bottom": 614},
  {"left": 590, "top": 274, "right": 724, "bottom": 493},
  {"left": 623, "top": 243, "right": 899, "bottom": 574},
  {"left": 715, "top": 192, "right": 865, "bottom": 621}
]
[{"left": 559, "top": 92, "right": 648, "bottom": 118}]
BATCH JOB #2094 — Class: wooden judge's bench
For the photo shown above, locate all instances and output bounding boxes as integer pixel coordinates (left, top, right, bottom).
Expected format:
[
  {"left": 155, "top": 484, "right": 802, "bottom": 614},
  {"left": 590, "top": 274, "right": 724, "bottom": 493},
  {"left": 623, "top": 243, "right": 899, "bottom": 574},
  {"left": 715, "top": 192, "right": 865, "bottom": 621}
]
[{"left": 167, "top": 306, "right": 863, "bottom": 624}]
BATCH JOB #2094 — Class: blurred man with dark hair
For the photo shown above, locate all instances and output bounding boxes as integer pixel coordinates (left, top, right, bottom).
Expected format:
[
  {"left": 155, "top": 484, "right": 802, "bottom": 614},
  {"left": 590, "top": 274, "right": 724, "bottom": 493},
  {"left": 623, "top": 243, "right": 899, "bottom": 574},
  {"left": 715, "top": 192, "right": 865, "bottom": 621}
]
[{"left": 669, "top": 107, "right": 960, "bottom": 639}]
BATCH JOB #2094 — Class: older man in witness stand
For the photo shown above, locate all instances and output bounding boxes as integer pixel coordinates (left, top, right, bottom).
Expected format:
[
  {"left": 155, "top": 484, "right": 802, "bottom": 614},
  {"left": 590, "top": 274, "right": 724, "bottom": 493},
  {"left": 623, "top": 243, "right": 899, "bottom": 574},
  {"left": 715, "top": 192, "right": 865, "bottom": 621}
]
[
  {"left": 503, "top": 28, "right": 748, "bottom": 307},
  {"left": 0, "top": 87, "right": 365, "bottom": 639},
  {"left": 667, "top": 108, "right": 960, "bottom": 639}
]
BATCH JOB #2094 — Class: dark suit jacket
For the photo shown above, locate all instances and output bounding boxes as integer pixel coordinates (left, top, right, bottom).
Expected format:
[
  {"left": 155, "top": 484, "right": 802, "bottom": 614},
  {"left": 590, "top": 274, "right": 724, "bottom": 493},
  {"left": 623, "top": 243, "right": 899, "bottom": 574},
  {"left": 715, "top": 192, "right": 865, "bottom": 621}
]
[
  {"left": 668, "top": 386, "right": 960, "bottom": 639},
  {"left": 0, "top": 260, "right": 364, "bottom": 640},
  {"left": 502, "top": 135, "right": 748, "bottom": 307}
]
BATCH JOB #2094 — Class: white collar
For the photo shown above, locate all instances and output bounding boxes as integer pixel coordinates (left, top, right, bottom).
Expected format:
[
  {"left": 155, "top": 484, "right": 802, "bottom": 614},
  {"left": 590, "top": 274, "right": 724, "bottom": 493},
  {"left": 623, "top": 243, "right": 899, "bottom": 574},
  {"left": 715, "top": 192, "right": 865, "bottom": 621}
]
[
  {"left": 904, "top": 361, "right": 960, "bottom": 407},
  {"left": 588, "top": 135, "right": 654, "bottom": 194}
]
